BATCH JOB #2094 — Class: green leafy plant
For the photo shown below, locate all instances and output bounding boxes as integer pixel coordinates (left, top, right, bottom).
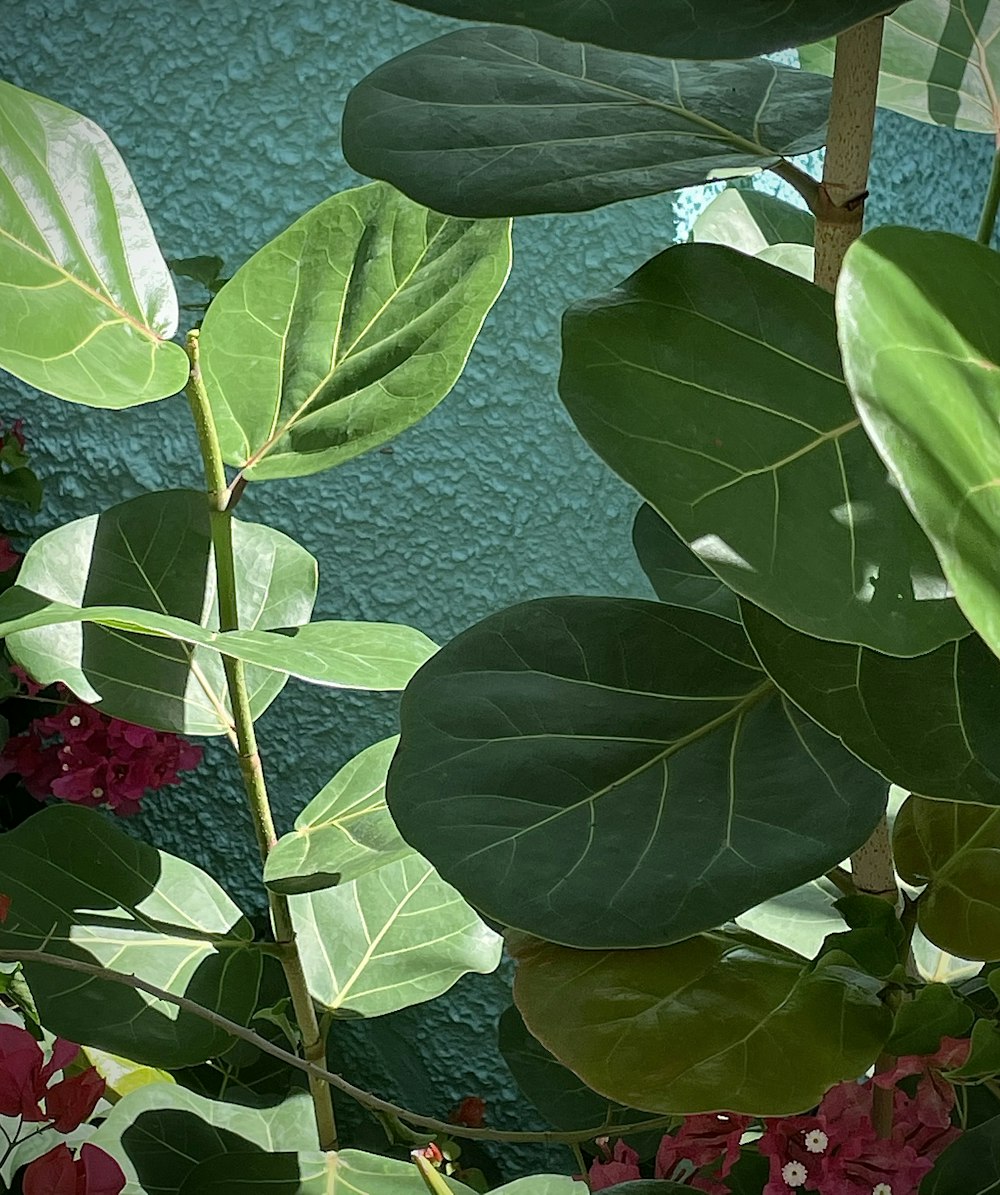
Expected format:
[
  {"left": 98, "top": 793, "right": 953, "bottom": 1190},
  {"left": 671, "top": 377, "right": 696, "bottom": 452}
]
[{"left": 4, "top": 1, "right": 1000, "bottom": 1191}]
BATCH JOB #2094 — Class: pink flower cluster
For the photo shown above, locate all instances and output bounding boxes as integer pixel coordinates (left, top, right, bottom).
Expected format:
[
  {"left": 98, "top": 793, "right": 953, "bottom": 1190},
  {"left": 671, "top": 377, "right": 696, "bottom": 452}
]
[
  {"left": 587, "top": 1038, "right": 970, "bottom": 1195},
  {"left": 0, "top": 683, "right": 202, "bottom": 817}
]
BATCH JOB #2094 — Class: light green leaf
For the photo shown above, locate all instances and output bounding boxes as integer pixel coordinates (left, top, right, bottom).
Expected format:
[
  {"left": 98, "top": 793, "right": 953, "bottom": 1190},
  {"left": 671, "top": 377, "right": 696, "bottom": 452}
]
[
  {"left": 342, "top": 29, "right": 831, "bottom": 218},
  {"left": 3, "top": 488, "right": 315, "bottom": 735},
  {"left": 0, "top": 81, "right": 189, "bottom": 407},
  {"left": 839, "top": 228, "right": 1000, "bottom": 665},
  {"left": 801, "top": 3, "right": 1000, "bottom": 135},
  {"left": 692, "top": 187, "right": 814, "bottom": 255},
  {"left": 511, "top": 930, "right": 891, "bottom": 1115},
  {"left": 894, "top": 794, "right": 1000, "bottom": 961},
  {"left": 743, "top": 604, "right": 1000, "bottom": 805},
  {"left": 560, "top": 243, "right": 967, "bottom": 655},
  {"left": 91, "top": 1085, "right": 318, "bottom": 1195},
  {"left": 756, "top": 242, "right": 815, "bottom": 279},
  {"left": 265, "top": 737, "right": 410, "bottom": 896},
  {"left": 178, "top": 1150, "right": 473, "bottom": 1195},
  {"left": 0, "top": 805, "right": 261, "bottom": 1067},
  {"left": 387, "top": 597, "right": 887, "bottom": 949},
  {"left": 290, "top": 853, "right": 502, "bottom": 1017},
  {"left": 198, "top": 181, "right": 510, "bottom": 480},
  {"left": 632, "top": 504, "right": 739, "bottom": 621},
  {"left": 388, "top": 0, "right": 895, "bottom": 59},
  {"left": 735, "top": 877, "right": 845, "bottom": 960}
]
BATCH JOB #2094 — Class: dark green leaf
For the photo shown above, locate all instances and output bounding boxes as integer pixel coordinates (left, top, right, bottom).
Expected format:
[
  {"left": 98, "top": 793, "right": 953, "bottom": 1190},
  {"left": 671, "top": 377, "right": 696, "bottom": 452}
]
[
  {"left": 0, "top": 467, "right": 42, "bottom": 511},
  {"left": 265, "top": 737, "right": 409, "bottom": 895},
  {"left": 389, "top": 0, "right": 895, "bottom": 59},
  {"left": 0, "top": 81, "right": 189, "bottom": 407},
  {"left": 886, "top": 983, "right": 974, "bottom": 1057},
  {"left": 922, "top": 1112, "right": 1000, "bottom": 1192},
  {"left": 199, "top": 182, "right": 510, "bottom": 480},
  {"left": 0, "top": 805, "right": 261, "bottom": 1067},
  {"left": 632, "top": 505, "right": 739, "bottom": 620},
  {"left": 91, "top": 1086, "right": 318, "bottom": 1195},
  {"left": 839, "top": 228, "right": 1000, "bottom": 664},
  {"left": 169, "top": 255, "right": 227, "bottom": 289},
  {"left": 511, "top": 930, "right": 891, "bottom": 1115},
  {"left": 342, "top": 30, "right": 831, "bottom": 218},
  {"left": 894, "top": 794, "right": 1000, "bottom": 960},
  {"left": 387, "top": 597, "right": 887, "bottom": 949},
  {"left": 561, "top": 243, "right": 967, "bottom": 655},
  {"left": 941, "top": 1018, "right": 1000, "bottom": 1081}
]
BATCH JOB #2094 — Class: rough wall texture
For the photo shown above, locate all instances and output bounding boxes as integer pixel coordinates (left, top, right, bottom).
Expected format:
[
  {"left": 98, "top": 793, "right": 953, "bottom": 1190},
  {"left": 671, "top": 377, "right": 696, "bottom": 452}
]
[{"left": 0, "top": 0, "right": 991, "bottom": 1176}]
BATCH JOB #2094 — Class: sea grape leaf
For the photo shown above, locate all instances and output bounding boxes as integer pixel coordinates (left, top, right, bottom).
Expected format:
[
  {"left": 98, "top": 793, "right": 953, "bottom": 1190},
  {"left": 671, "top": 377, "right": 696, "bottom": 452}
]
[
  {"left": 692, "top": 187, "right": 815, "bottom": 255},
  {"left": 387, "top": 597, "right": 887, "bottom": 949},
  {"left": 511, "top": 930, "right": 891, "bottom": 1115},
  {"left": 0, "top": 80, "right": 189, "bottom": 407},
  {"left": 0, "top": 805, "right": 261, "bottom": 1067},
  {"left": 198, "top": 181, "right": 511, "bottom": 480},
  {"left": 632, "top": 504, "right": 739, "bottom": 621},
  {"left": 342, "top": 29, "right": 831, "bottom": 217},
  {"left": 560, "top": 243, "right": 967, "bottom": 656}
]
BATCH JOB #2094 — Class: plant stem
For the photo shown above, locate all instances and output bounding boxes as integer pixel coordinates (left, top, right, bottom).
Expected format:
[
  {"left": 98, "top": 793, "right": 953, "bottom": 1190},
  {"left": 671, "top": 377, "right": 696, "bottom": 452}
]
[
  {"left": 813, "top": 18, "right": 885, "bottom": 292},
  {"left": 978, "top": 148, "right": 1000, "bottom": 244},
  {"left": 184, "top": 331, "right": 338, "bottom": 1151},
  {"left": 0, "top": 949, "right": 677, "bottom": 1147}
]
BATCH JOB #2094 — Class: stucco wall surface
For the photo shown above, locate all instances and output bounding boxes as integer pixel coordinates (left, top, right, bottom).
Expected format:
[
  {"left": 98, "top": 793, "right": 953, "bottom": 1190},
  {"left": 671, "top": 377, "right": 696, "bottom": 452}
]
[{"left": 0, "top": 0, "right": 993, "bottom": 1174}]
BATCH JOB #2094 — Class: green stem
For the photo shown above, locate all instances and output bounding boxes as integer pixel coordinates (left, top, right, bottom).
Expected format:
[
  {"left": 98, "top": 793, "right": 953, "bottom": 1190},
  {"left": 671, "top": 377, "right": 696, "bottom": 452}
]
[
  {"left": 184, "top": 331, "right": 338, "bottom": 1151},
  {"left": 978, "top": 148, "right": 1000, "bottom": 245}
]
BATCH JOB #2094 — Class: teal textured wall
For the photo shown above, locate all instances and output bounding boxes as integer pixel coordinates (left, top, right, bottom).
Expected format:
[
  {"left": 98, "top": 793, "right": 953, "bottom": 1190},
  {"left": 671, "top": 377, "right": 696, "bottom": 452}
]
[{"left": 0, "top": 0, "right": 992, "bottom": 1175}]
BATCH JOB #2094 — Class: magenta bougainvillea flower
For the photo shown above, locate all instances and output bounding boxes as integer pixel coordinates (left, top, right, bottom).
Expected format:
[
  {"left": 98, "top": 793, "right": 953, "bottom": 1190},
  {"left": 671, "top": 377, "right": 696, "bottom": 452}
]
[
  {"left": 655, "top": 1112, "right": 753, "bottom": 1188},
  {"left": 587, "top": 1139, "right": 641, "bottom": 1190},
  {"left": 22, "top": 1142, "right": 125, "bottom": 1195},
  {"left": 0, "top": 687, "right": 202, "bottom": 816}
]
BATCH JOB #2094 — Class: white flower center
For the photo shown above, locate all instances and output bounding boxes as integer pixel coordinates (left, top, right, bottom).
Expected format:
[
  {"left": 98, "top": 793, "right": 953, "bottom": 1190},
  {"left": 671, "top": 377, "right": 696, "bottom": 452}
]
[
  {"left": 91, "top": 787, "right": 104, "bottom": 798},
  {"left": 781, "top": 1161, "right": 808, "bottom": 1188},
  {"left": 872, "top": 1186, "right": 891, "bottom": 1195},
  {"left": 804, "top": 1130, "right": 828, "bottom": 1154},
  {"left": 69, "top": 715, "right": 81, "bottom": 727}
]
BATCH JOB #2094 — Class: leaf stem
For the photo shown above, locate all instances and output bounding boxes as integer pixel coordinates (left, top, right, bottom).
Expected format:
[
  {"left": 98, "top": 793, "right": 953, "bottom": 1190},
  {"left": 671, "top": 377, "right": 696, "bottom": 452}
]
[
  {"left": 978, "top": 148, "right": 1000, "bottom": 245},
  {"left": 184, "top": 331, "right": 338, "bottom": 1151},
  {"left": 0, "top": 949, "right": 676, "bottom": 1147}
]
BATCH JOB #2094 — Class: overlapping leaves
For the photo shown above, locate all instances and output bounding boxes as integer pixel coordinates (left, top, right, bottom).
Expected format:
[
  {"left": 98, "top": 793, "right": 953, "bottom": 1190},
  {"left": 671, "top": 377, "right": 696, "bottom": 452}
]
[
  {"left": 0, "top": 81, "right": 189, "bottom": 407},
  {"left": 387, "top": 596, "right": 886, "bottom": 949},
  {"left": 342, "top": 29, "right": 831, "bottom": 217}
]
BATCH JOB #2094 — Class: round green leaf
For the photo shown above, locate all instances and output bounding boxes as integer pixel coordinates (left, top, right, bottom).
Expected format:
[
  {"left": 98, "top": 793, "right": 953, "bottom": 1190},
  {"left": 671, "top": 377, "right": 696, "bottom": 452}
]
[
  {"left": 0, "top": 81, "right": 189, "bottom": 407},
  {"left": 5, "top": 489, "right": 316, "bottom": 735},
  {"left": 743, "top": 604, "right": 1000, "bottom": 804},
  {"left": 198, "top": 181, "right": 510, "bottom": 480},
  {"left": 91, "top": 1086, "right": 318, "bottom": 1195},
  {"left": 511, "top": 930, "right": 891, "bottom": 1116},
  {"left": 884, "top": 983, "right": 974, "bottom": 1058},
  {"left": 894, "top": 794, "right": 1000, "bottom": 961},
  {"left": 0, "top": 805, "right": 261, "bottom": 1067},
  {"left": 265, "top": 737, "right": 409, "bottom": 895},
  {"left": 839, "top": 227, "right": 1000, "bottom": 665},
  {"left": 342, "top": 29, "right": 831, "bottom": 218},
  {"left": 560, "top": 243, "right": 967, "bottom": 656},
  {"left": 802, "top": 2, "right": 1000, "bottom": 136},
  {"left": 632, "top": 504, "right": 739, "bottom": 621},
  {"left": 692, "top": 187, "right": 815, "bottom": 255},
  {"left": 388, "top": 0, "right": 895, "bottom": 59},
  {"left": 387, "top": 597, "right": 887, "bottom": 949},
  {"left": 290, "top": 854, "right": 502, "bottom": 1017}
]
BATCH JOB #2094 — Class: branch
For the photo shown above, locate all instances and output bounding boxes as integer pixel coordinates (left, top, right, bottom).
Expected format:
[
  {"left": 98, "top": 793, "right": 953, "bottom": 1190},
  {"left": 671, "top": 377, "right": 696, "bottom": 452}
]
[{"left": 0, "top": 950, "right": 674, "bottom": 1146}]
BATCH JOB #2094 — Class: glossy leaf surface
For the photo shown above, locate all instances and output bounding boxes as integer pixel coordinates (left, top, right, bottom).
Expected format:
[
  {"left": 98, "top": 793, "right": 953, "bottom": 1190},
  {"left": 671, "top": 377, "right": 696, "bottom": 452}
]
[
  {"left": 0, "top": 81, "right": 189, "bottom": 407},
  {"left": 743, "top": 604, "right": 1000, "bottom": 804},
  {"left": 0, "top": 805, "right": 260, "bottom": 1066},
  {"left": 199, "top": 182, "right": 511, "bottom": 480},
  {"left": 265, "top": 737, "right": 409, "bottom": 895},
  {"left": 801, "top": 2, "right": 1000, "bottom": 135},
  {"left": 839, "top": 228, "right": 1000, "bottom": 663},
  {"left": 922, "top": 1113, "right": 1000, "bottom": 1193},
  {"left": 290, "top": 853, "right": 501, "bottom": 1016},
  {"left": 3, "top": 489, "right": 315, "bottom": 735},
  {"left": 632, "top": 504, "right": 739, "bottom": 621},
  {"left": 91, "top": 1086, "right": 318, "bottom": 1195},
  {"left": 342, "top": 29, "right": 831, "bottom": 217},
  {"left": 561, "top": 244, "right": 967, "bottom": 655},
  {"left": 387, "top": 597, "right": 886, "bottom": 949},
  {"left": 511, "top": 931, "right": 890, "bottom": 1115},
  {"left": 894, "top": 794, "right": 1000, "bottom": 961},
  {"left": 390, "top": 0, "right": 895, "bottom": 59}
]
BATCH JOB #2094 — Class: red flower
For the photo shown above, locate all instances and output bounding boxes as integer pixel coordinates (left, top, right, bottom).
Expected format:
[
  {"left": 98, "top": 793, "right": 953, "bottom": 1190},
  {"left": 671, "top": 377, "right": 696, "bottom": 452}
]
[
  {"left": 588, "top": 1139, "right": 641, "bottom": 1191},
  {"left": 0, "top": 893, "right": 9, "bottom": 923},
  {"left": 0, "top": 1024, "right": 48, "bottom": 1121},
  {"left": 0, "top": 536, "right": 20, "bottom": 572},
  {"left": 449, "top": 1095, "right": 486, "bottom": 1128},
  {"left": 22, "top": 1143, "right": 125, "bottom": 1195},
  {"left": 45, "top": 1067, "right": 106, "bottom": 1133},
  {"left": 656, "top": 1112, "right": 751, "bottom": 1183}
]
